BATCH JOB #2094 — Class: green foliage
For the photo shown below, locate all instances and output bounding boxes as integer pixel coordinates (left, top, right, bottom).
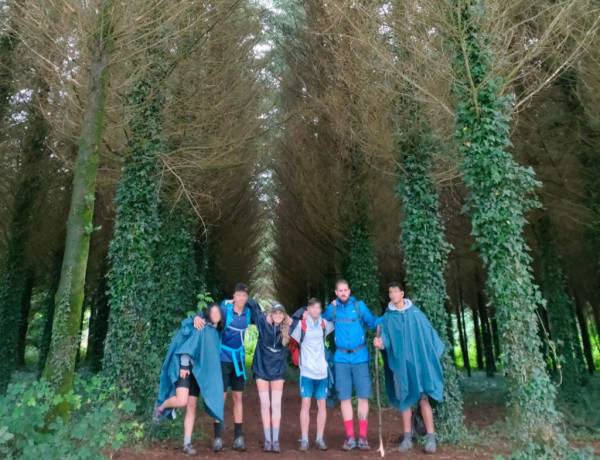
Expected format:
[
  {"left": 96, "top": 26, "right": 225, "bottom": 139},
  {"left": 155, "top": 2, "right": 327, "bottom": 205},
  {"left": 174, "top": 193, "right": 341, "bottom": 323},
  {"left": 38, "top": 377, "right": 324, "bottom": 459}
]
[
  {"left": 102, "top": 68, "right": 167, "bottom": 408},
  {"left": 345, "top": 220, "right": 381, "bottom": 313},
  {"left": 0, "top": 377, "right": 142, "bottom": 460},
  {"left": 537, "top": 216, "right": 587, "bottom": 396},
  {"left": 450, "top": 0, "right": 564, "bottom": 447},
  {"left": 394, "top": 105, "right": 465, "bottom": 442},
  {"left": 151, "top": 208, "right": 200, "bottom": 356}
]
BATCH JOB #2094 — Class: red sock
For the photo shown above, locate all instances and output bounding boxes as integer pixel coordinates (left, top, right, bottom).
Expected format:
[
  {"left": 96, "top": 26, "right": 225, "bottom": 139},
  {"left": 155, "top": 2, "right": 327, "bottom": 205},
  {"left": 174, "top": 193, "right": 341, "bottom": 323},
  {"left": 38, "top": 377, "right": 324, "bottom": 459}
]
[
  {"left": 359, "top": 420, "right": 368, "bottom": 438},
  {"left": 344, "top": 420, "right": 355, "bottom": 438}
]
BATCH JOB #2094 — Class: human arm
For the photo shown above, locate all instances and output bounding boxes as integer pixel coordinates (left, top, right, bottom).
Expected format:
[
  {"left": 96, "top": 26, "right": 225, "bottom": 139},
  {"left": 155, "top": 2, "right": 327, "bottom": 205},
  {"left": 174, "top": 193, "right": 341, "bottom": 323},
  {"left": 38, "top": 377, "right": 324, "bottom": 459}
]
[{"left": 358, "top": 301, "right": 382, "bottom": 329}]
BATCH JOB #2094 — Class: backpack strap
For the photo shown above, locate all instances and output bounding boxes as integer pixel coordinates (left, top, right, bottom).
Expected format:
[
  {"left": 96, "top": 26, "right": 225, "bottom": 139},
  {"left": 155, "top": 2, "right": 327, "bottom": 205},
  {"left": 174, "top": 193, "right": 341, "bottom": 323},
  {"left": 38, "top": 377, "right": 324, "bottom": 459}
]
[{"left": 300, "top": 319, "right": 307, "bottom": 344}]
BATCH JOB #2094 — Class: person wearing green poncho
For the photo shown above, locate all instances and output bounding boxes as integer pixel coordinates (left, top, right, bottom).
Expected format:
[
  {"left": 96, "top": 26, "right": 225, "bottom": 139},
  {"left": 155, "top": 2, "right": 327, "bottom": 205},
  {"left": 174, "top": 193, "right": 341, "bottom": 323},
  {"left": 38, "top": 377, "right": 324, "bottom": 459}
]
[{"left": 373, "top": 282, "right": 444, "bottom": 454}]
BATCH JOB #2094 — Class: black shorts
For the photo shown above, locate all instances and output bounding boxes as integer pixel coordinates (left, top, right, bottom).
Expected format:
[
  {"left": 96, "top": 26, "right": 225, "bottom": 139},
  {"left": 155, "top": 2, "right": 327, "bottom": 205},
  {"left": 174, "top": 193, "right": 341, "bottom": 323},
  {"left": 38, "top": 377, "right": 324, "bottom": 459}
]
[
  {"left": 222, "top": 361, "right": 245, "bottom": 392},
  {"left": 175, "top": 371, "right": 200, "bottom": 398}
]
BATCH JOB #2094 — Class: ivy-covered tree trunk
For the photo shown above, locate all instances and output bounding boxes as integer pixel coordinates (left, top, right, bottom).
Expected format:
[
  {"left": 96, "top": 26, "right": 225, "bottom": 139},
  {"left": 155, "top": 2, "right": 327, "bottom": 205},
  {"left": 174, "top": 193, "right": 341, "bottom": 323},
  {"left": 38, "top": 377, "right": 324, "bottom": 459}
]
[
  {"left": 536, "top": 216, "right": 587, "bottom": 394},
  {"left": 42, "top": 1, "right": 115, "bottom": 420},
  {"left": 395, "top": 115, "right": 465, "bottom": 441},
  {"left": 151, "top": 207, "right": 199, "bottom": 353},
  {"left": 102, "top": 64, "right": 166, "bottom": 408},
  {"left": 450, "top": 0, "right": 565, "bottom": 447},
  {"left": 345, "top": 219, "right": 380, "bottom": 312}
]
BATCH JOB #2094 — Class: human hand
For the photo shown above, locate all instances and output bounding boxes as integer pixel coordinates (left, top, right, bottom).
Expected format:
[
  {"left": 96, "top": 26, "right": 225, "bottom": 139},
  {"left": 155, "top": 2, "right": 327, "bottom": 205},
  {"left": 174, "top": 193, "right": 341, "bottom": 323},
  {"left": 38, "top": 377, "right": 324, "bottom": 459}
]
[
  {"left": 194, "top": 316, "right": 206, "bottom": 330},
  {"left": 373, "top": 337, "right": 383, "bottom": 349},
  {"left": 179, "top": 369, "right": 190, "bottom": 379}
]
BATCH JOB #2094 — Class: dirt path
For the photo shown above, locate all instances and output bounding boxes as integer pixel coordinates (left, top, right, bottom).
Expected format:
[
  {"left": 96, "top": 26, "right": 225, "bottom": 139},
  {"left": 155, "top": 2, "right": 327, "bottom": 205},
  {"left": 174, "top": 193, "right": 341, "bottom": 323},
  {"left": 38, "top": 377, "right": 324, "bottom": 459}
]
[{"left": 117, "top": 381, "right": 511, "bottom": 459}]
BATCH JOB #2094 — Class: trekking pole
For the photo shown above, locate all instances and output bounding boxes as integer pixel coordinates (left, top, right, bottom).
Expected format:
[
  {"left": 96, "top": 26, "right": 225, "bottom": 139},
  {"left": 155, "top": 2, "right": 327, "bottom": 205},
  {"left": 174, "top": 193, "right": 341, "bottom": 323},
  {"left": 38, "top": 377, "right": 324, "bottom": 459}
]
[{"left": 375, "top": 325, "right": 385, "bottom": 457}]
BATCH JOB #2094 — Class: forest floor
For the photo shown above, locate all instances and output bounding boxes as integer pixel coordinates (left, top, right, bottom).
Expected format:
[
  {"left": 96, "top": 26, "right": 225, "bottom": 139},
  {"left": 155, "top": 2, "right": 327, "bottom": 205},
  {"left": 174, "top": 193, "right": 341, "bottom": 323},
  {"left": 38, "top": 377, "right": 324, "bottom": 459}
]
[{"left": 115, "top": 372, "right": 600, "bottom": 460}]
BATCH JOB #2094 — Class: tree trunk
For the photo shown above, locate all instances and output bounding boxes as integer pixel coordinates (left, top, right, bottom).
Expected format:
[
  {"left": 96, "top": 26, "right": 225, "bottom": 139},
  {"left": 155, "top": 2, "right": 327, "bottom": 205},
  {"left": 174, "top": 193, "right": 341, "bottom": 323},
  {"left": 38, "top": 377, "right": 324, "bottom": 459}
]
[
  {"left": 449, "top": 1, "right": 567, "bottom": 444},
  {"left": 395, "top": 107, "right": 465, "bottom": 439},
  {"left": 476, "top": 275, "right": 496, "bottom": 376},
  {"left": 86, "top": 260, "right": 110, "bottom": 373},
  {"left": 446, "top": 306, "right": 457, "bottom": 364},
  {"left": 472, "top": 303, "right": 484, "bottom": 370},
  {"left": 15, "top": 272, "right": 34, "bottom": 366},
  {"left": 37, "top": 250, "right": 63, "bottom": 374},
  {"left": 42, "top": 1, "right": 115, "bottom": 420},
  {"left": 572, "top": 291, "right": 595, "bottom": 374},
  {"left": 456, "top": 287, "right": 471, "bottom": 377}
]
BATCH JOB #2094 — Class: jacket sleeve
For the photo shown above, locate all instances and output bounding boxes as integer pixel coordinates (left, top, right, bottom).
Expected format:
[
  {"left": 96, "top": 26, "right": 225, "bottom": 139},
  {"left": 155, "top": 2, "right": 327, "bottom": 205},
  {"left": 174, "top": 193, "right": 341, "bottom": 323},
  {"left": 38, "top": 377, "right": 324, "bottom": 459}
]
[
  {"left": 290, "top": 322, "right": 302, "bottom": 342},
  {"left": 359, "top": 301, "right": 382, "bottom": 329},
  {"left": 321, "top": 303, "right": 334, "bottom": 321},
  {"left": 324, "top": 320, "right": 335, "bottom": 336},
  {"left": 247, "top": 298, "right": 265, "bottom": 326}
]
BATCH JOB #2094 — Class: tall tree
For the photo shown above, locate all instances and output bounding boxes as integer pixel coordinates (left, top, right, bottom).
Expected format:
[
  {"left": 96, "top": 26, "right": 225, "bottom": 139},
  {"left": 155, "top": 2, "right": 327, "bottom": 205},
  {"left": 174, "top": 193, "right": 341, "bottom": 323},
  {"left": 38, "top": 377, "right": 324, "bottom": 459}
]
[
  {"left": 447, "top": 0, "right": 591, "bottom": 450},
  {"left": 41, "top": 0, "right": 117, "bottom": 419},
  {"left": 394, "top": 101, "right": 465, "bottom": 441}
]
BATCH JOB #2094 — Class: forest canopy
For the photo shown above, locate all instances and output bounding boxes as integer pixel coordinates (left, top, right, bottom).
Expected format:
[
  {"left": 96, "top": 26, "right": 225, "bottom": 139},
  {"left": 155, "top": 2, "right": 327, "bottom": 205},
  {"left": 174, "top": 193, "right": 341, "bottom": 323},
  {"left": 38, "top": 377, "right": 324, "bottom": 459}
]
[{"left": 0, "top": 0, "right": 599, "bottom": 458}]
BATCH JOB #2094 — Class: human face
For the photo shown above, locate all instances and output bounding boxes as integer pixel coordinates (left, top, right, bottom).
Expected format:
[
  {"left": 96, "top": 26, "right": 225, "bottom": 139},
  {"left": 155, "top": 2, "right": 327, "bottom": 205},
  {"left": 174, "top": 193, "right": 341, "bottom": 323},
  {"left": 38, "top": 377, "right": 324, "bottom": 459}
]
[
  {"left": 233, "top": 290, "right": 249, "bottom": 308},
  {"left": 335, "top": 282, "right": 351, "bottom": 303},
  {"left": 209, "top": 305, "right": 222, "bottom": 325},
  {"left": 272, "top": 310, "right": 285, "bottom": 325},
  {"left": 388, "top": 286, "right": 404, "bottom": 306},
  {"left": 307, "top": 302, "right": 322, "bottom": 319}
]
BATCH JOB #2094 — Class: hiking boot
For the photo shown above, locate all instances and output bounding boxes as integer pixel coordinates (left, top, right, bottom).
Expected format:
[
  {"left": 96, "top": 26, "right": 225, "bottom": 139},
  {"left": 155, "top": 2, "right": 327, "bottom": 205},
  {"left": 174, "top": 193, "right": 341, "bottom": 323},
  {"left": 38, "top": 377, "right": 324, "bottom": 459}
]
[
  {"left": 272, "top": 441, "right": 281, "bottom": 453},
  {"left": 212, "top": 437, "right": 223, "bottom": 452},
  {"left": 358, "top": 437, "right": 371, "bottom": 451},
  {"left": 263, "top": 440, "right": 273, "bottom": 452},
  {"left": 299, "top": 439, "right": 309, "bottom": 451},
  {"left": 183, "top": 443, "right": 197, "bottom": 455},
  {"left": 151, "top": 404, "right": 163, "bottom": 424},
  {"left": 233, "top": 436, "right": 247, "bottom": 451},
  {"left": 342, "top": 437, "right": 357, "bottom": 451},
  {"left": 315, "top": 439, "right": 328, "bottom": 451},
  {"left": 398, "top": 438, "right": 413, "bottom": 453},
  {"left": 424, "top": 434, "right": 436, "bottom": 454}
]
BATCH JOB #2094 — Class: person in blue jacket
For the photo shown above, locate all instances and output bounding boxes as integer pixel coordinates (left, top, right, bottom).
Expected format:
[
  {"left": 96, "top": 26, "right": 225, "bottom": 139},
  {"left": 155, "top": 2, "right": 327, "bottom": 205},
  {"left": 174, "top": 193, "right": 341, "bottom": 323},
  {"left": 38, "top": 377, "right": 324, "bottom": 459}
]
[
  {"left": 251, "top": 302, "right": 292, "bottom": 453},
  {"left": 152, "top": 303, "right": 224, "bottom": 456},
  {"left": 321, "top": 279, "right": 383, "bottom": 451},
  {"left": 373, "top": 282, "right": 444, "bottom": 454},
  {"left": 193, "top": 282, "right": 258, "bottom": 452}
]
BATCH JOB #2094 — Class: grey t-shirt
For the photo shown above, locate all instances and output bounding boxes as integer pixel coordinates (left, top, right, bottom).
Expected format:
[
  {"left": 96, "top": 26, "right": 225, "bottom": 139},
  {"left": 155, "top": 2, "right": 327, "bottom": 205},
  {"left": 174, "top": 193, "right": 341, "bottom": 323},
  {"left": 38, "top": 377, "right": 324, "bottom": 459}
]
[{"left": 291, "top": 316, "right": 334, "bottom": 380}]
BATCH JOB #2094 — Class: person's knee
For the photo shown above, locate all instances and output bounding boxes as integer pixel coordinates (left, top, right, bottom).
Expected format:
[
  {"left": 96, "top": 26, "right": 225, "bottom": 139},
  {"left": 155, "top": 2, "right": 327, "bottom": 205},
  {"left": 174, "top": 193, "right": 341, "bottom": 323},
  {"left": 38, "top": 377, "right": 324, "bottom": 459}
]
[
  {"left": 419, "top": 397, "right": 431, "bottom": 409},
  {"left": 232, "top": 391, "right": 243, "bottom": 403},
  {"left": 175, "top": 396, "right": 189, "bottom": 407},
  {"left": 187, "top": 396, "right": 198, "bottom": 409}
]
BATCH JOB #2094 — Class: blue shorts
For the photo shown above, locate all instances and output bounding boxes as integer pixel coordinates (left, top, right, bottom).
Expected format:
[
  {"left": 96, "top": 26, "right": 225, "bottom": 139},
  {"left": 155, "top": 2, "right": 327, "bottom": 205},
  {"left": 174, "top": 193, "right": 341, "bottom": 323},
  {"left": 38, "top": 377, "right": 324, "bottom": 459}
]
[
  {"left": 335, "top": 361, "right": 371, "bottom": 400},
  {"left": 300, "top": 376, "right": 328, "bottom": 400}
]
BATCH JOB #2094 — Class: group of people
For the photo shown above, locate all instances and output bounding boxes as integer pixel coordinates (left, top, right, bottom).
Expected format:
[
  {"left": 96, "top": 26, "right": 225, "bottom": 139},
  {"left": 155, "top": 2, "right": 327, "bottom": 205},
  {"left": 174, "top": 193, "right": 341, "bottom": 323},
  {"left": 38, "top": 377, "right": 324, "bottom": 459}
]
[{"left": 152, "top": 280, "right": 445, "bottom": 456}]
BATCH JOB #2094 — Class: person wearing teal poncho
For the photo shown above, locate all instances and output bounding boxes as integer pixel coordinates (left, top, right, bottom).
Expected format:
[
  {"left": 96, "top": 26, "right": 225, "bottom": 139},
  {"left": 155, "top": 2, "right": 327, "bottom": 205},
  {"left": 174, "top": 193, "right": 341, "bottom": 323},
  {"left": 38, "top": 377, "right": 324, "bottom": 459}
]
[
  {"left": 373, "top": 282, "right": 444, "bottom": 455},
  {"left": 152, "top": 303, "right": 224, "bottom": 455}
]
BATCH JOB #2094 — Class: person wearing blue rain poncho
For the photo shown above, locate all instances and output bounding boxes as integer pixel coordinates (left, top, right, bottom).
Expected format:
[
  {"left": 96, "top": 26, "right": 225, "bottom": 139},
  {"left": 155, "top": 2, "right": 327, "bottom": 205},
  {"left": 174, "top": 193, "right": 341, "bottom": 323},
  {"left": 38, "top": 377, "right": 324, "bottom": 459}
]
[
  {"left": 373, "top": 282, "right": 444, "bottom": 455},
  {"left": 152, "top": 303, "right": 224, "bottom": 456}
]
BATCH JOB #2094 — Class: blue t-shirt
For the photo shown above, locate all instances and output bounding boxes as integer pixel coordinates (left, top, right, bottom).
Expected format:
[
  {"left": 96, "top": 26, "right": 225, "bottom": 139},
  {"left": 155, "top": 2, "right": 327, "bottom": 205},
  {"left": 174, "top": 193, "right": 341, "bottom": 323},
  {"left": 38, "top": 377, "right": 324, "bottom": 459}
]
[{"left": 220, "top": 303, "right": 251, "bottom": 362}]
